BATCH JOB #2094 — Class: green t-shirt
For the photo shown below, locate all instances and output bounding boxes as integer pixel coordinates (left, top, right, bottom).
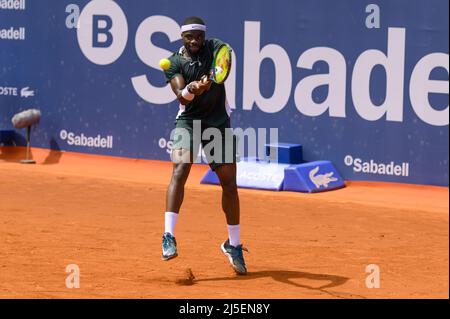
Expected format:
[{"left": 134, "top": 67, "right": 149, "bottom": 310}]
[{"left": 164, "top": 38, "right": 229, "bottom": 127}]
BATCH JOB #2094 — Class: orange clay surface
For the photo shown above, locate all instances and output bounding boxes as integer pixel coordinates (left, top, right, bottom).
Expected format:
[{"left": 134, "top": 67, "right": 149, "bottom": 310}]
[{"left": 0, "top": 146, "right": 448, "bottom": 299}]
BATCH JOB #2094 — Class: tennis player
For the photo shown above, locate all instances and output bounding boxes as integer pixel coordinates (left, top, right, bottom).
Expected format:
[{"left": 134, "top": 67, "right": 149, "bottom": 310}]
[{"left": 160, "top": 17, "right": 247, "bottom": 275}]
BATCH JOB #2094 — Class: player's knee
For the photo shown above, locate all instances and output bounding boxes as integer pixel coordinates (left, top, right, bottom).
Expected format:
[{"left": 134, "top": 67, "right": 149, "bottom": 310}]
[
  {"left": 220, "top": 177, "right": 238, "bottom": 194},
  {"left": 171, "top": 149, "right": 192, "bottom": 164},
  {"left": 172, "top": 163, "right": 191, "bottom": 184},
  {"left": 222, "top": 184, "right": 238, "bottom": 198}
]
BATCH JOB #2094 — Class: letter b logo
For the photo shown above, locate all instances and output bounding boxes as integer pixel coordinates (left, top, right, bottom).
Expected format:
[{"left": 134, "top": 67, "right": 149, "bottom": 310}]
[
  {"left": 92, "top": 15, "right": 113, "bottom": 48},
  {"left": 77, "top": 0, "right": 128, "bottom": 65}
]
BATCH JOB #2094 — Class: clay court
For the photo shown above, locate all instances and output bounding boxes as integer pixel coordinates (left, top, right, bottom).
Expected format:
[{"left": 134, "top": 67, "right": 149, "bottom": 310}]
[{"left": 0, "top": 146, "right": 448, "bottom": 299}]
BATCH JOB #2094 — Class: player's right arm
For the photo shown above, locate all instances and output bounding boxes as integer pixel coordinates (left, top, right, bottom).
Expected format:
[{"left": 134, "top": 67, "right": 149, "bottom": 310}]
[{"left": 169, "top": 75, "right": 210, "bottom": 105}]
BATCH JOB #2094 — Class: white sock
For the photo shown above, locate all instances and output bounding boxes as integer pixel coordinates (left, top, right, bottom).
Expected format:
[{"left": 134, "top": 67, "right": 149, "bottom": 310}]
[
  {"left": 165, "top": 212, "right": 179, "bottom": 236},
  {"left": 227, "top": 224, "right": 241, "bottom": 247}
]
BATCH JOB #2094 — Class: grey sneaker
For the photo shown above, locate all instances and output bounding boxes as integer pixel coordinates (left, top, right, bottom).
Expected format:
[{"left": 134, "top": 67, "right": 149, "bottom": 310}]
[
  {"left": 162, "top": 232, "right": 178, "bottom": 261},
  {"left": 221, "top": 239, "right": 248, "bottom": 275}
]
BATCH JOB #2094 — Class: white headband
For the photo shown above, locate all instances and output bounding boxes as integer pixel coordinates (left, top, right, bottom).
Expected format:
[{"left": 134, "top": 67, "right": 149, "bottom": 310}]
[{"left": 181, "top": 24, "right": 206, "bottom": 33}]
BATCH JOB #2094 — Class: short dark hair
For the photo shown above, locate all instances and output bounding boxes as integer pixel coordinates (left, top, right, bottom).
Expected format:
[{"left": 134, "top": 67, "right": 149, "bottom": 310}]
[{"left": 182, "top": 16, "right": 205, "bottom": 26}]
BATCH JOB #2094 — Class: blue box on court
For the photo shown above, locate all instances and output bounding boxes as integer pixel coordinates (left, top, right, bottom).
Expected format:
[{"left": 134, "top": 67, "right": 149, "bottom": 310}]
[
  {"left": 283, "top": 160, "right": 345, "bottom": 193},
  {"left": 265, "top": 143, "right": 303, "bottom": 164},
  {"left": 201, "top": 145, "right": 345, "bottom": 193}
]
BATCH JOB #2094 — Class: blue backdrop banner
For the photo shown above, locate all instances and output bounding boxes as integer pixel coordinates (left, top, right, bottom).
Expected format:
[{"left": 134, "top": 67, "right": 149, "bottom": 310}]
[{"left": 1, "top": 0, "right": 448, "bottom": 186}]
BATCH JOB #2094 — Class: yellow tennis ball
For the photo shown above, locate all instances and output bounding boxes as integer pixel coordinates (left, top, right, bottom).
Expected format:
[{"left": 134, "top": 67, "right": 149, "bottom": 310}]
[{"left": 159, "top": 58, "right": 171, "bottom": 70}]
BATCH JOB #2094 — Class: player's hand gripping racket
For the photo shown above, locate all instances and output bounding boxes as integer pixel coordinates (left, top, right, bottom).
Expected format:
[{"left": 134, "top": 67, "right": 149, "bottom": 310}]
[{"left": 208, "top": 44, "right": 232, "bottom": 84}]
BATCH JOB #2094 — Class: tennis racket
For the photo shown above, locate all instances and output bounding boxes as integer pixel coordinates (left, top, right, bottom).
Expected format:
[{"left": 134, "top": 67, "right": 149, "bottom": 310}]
[{"left": 208, "top": 44, "right": 232, "bottom": 84}]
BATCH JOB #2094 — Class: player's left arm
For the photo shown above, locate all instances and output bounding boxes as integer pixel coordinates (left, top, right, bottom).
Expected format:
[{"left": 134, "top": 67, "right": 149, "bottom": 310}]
[{"left": 169, "top": 75, "right": 211, "bottom": 105}]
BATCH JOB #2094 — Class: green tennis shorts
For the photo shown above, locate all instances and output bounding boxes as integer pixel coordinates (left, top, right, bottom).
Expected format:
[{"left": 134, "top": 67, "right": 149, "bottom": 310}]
[{"left": 171, "top": 119, "right": 237, "bottom": 170}]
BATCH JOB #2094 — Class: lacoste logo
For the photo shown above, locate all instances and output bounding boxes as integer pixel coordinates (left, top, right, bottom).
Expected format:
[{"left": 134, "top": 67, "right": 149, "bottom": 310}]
[
  {"left": 309, "top": 166, "right": 338, "bottom": 188},
  {"left": 20, "top": 87, "right": 34, "bottom": 98}
]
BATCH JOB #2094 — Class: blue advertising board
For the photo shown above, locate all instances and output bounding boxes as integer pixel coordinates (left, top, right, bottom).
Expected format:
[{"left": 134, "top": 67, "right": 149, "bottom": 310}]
[{"left": 1, "top": 0, "right": 448, "bottom": 186}]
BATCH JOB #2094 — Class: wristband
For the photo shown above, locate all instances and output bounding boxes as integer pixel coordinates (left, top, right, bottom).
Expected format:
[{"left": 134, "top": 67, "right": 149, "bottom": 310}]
[{"left": 181, "top": 86, "right": 195, "bottom": 101}]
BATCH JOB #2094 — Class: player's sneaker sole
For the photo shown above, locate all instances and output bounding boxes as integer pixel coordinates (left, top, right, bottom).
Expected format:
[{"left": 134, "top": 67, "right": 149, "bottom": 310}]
[{"left": 162, "top": 252, "right": 178, "bottom": 261}]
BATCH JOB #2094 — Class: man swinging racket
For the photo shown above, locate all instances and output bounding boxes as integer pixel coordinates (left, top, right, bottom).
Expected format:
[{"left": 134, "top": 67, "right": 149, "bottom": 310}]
[{"left": 161, "top": 16, "right": 247, "bottom": 275}]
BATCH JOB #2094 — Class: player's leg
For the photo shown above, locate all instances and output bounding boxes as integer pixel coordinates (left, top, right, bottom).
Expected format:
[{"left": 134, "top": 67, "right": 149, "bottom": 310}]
[
  {"left": 215, "top": 163, "right": 240, "bottom": 225},
  {"left": 162, "top": 158, "right": 192, "bottom": 260},
  {"left": 166, "top": 155, "right": 192, "bottom": 214},
  {"left": 208, "top": 120, "right": 247, "bottom": 274},
  {"left": 203, "top": 120, "right": 240, "bottom": 225},
  {"left": 162, "top": 122, "right": 196, "bottom": 261},
  {"left": 215, "top": 163, "right": 247, "bottom": 275},
  {"left": 214, "top": 122, "right": 240, "bottom": 227}
]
